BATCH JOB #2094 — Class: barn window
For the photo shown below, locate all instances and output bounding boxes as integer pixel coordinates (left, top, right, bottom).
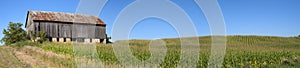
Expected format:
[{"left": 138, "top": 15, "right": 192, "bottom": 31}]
[
  {"left": 76, "top": 38, "right": 84, "bottom": 42},
  {"left": 90, "top": 38, "right": 92, "bottom": 43},
  {"left": 71, "top": 38, "right": 76, "bottom": 41},
  {"left": 100, "top": 39, "right": 104, "bottom": 43},
  {"left": 49, "top": 37, "right": 52, "bottom": 42},
  {"left": 64, "top": 38, "right": 66, "bottom": 42},
  {"left": 38, "top": 22, "right": 40, "bottom": 31},
  {"left": 56, "top": 38, "right": 59, "bottom": 42}
]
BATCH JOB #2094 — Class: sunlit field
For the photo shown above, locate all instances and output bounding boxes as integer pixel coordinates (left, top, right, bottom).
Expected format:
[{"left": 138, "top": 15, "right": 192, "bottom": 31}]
[{"left": 37, "top": 36, "right": 300, "bottom": 68}]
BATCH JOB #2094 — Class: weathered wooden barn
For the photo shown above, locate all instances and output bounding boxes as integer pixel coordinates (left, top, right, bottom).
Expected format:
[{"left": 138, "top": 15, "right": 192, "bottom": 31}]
[{"left": 25, "top": 10, "right": 107, "bottom": 43}]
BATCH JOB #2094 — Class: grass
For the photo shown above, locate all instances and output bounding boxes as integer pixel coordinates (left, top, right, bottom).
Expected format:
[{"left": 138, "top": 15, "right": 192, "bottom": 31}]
[
  {"left": 0, "top": 41, "right": 76, "bottom": 68},
  {"left": 1, "top": 35, "right": 300, "bottom": 68},
  {"left": 18, "top": 46, "right": 76, "bottom": 68}
]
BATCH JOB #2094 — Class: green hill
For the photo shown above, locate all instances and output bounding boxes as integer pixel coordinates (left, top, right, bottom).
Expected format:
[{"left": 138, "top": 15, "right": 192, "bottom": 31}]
[{"left": 129, "top": 35, "right": 300, "bottom": 52}]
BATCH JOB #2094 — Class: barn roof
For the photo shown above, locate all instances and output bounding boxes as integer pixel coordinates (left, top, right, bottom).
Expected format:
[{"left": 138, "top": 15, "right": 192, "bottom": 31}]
[{"left": 25, "top": 10, "right": 106, "bottom": 27}]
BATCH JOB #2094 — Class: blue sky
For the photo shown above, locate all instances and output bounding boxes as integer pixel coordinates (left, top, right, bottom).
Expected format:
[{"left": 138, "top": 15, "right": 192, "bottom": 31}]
[{"left": 0, "top": 0, "right": 299, "bottom": 41}]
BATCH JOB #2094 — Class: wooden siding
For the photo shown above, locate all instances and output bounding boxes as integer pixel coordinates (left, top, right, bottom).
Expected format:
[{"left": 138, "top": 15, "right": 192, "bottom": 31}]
[
  {"left": 30, "top": 21, "right": 106, "bottom": 39},
  {"left": 25, "top": 21, "right": 35, "bottom": 37},
  {"left": 71, "top": 23, "right": 105, "bottom": 39},
  {"left": 59, "top": 23, "right": 72, "bottom": 38},
  {"left": 96, "top": 26, "right": 106, "bottom": 39}
]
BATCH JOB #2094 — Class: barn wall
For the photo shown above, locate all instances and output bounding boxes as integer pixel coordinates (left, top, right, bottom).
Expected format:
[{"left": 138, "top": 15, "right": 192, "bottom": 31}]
[
  {"left": 34, "top": 22, "right": 39, "bottom": 36},
  {"left": 58, "top": 23, "right": 72, "bottom": 38},
  {"left": 71, "top": 24, "right": 105, "bottom": 39},
  {"left": 26, "top": 21, "right": 35, "bottom": 37},
  {"left": 96, "top": 26, "right": 106, "bottom": 39},
  {"left": 31, "top": 21, "right": 106, "bottom": 40},
  {"left": 37, "top": 22, "right": 59, "bottom": 38}
]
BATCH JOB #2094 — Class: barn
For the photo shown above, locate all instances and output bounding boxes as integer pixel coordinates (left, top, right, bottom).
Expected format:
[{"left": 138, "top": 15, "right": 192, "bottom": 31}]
[{"left": 25, "top": 10, "right": 107, "bottom": 43}]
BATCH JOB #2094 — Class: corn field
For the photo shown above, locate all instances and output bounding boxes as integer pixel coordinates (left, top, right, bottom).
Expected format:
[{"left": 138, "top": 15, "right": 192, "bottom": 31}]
[{"left": 34, "top": 36, "right": 300, "bottom": 68}]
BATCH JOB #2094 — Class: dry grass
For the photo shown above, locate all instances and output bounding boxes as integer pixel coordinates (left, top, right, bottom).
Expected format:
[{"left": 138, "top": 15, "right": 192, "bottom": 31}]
[{"left": 0, "top": 46, "right": 28, "bottom": 68}]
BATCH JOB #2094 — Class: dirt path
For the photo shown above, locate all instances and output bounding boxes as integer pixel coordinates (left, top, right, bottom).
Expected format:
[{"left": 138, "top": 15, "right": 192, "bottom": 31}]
[
  {"left": 0, "top": 46, "right": 29, "bottom": 68},
  {"left": 14, "top": 49, "right": 50, "bottom": 68},
  {"left": 0, "top": 46, "right": 73, "bottom": 68},
  {"left": 0, "top": 46, "right": 58, "bottom": 68}
]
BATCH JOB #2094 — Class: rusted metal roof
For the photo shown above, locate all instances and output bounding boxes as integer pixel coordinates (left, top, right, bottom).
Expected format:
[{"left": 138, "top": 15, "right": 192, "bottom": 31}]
[{"left": 26, "top": 10, "right": 106, "bottom": 26}]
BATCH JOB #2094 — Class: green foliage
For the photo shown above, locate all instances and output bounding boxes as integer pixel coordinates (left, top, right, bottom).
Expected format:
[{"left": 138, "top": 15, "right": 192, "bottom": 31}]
[
  {"left": 106, "top": 34, "right": 112, "bottom": 43},
  {"left": 40, "top": 42, "right": 73, "bottom": 55},
  {"left": 29, "top": 30, "right": 35, "bottom": 42},
  {"left": 1, "top": 22, "right": 27, "bottom": 45},
  {"left": 36, "top": 31, "right": 47, "bottom": 43},
  {"left": 13, "top": 41, "right": 40, "bottom": 48},
  {"left": 29, "top": 30, "right": 47, "bottom": 43}
]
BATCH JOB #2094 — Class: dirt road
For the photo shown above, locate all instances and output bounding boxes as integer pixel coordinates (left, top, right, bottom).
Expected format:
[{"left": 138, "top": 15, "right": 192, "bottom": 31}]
[{"left": 0, "top": 46, "right": 52, "bottom": 68}]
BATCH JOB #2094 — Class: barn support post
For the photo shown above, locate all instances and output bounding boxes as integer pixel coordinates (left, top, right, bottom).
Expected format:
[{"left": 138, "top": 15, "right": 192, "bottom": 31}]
[
  {"left": 103, "top": 39, "right": 107, "bottom": 44},
  {"left": 66, "top": 38, "right": 71, "bottom": 42},
  {"left": 52, "top": 38, "right": 57, "bottom": 42},
  {"left": 59, "top": 38, "right": 64, "bottom": 42},
  {"left": 92, "top": 39, "right": 100, "bottom": 43},
  {"left": 84, "top": 38, "right": 91, "bottom": 43}
]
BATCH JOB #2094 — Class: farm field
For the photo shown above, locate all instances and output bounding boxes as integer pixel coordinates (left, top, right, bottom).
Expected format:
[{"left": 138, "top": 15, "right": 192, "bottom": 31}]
[{"left": 1, "top": 36, "right": 300, "bottom": 68}]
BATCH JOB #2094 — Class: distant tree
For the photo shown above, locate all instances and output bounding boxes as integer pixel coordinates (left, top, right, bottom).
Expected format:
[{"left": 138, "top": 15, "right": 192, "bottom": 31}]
[
  {"left": 106, "top": 34, "right": 112, "bottom": 43},
  {"left": 1, "top": 22, "right": 27, "bottom": 45},
  {"left": 298, "top": 35, "right": 300, "bottom": 37},
  {"left": 36, "top": 31, "right": 47, "bottom": 43}
]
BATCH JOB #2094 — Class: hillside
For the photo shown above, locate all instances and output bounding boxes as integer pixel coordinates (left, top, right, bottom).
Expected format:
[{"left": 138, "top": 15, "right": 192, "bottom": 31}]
[
  {"left": 164, "top": 35, "right": 300, "bottom": 51},
  {"left": 0, "top": 36, "right": 300, "bottom": 68}
]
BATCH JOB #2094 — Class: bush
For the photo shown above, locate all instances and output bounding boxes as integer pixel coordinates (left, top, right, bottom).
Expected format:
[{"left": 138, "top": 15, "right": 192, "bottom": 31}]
[
  {"left": 1, "top": 22, "right": 28, "bottom": 45},
  {"left": 29, "top": 30, "right": 36, "bottom": 42},
  {"left": 36, "top": 31, "right": 47, "bottom": 43}
]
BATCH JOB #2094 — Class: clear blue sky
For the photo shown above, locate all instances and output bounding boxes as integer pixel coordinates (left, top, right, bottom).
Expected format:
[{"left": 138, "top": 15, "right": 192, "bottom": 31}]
[{"left": 0, "top": 0, "right": 299, "bottom": 41}]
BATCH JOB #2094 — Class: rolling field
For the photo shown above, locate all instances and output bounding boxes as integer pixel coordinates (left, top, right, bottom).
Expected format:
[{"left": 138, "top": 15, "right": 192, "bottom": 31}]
[{"left": 1, "top": 36, "right": 300, "bottom": 68}]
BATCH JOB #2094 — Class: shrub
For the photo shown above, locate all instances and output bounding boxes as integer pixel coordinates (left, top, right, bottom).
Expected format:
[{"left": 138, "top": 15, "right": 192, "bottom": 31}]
[
  {"left": 29, "top": 30, "right": 36, "bottom": 42},
  {"left": 36, "top": 31, "right": 47, "bottom": 43},
  {"left": 1, "top": 22, "right": 28, "bottom": 45}
]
